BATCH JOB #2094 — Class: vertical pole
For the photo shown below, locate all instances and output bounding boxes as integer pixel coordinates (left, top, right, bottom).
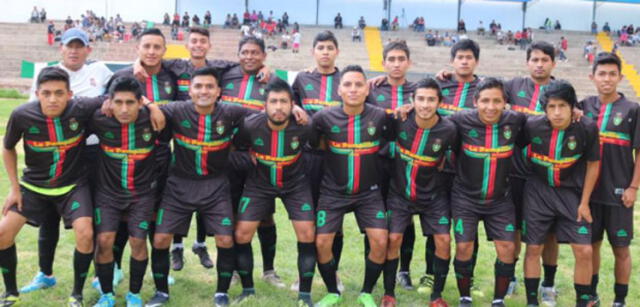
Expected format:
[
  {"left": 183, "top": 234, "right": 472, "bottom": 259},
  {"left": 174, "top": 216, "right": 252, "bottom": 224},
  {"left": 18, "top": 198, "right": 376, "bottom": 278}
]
[
  {"left": 457, "top": 0, "right": 462, "bottom": 27},
  {"left": 175, "top": 0, "right": 178, "bottom": 15},
  {"left": 592, "top": 0, "right": 597, "bottom": 26},
  {"left": 522, "top": 2, "right": 527, "bottom": 30},
  {"left": 316, "top": 0, "right": 319, "bottom": 25},
  {"left": 245, "top": 0, "right": 249, "bottom": 13},
  {"left": 388, "top": 0, "right": 392, "bottom": 23}
]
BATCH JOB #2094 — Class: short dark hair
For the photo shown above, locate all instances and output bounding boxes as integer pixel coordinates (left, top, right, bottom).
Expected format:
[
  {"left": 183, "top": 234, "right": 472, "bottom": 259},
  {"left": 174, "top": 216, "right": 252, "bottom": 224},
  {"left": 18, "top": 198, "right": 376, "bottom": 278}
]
[
  {"left": 340, "top": 65, "right": 367, "bottom": 80},
  {"left": 191, "top": 67, "right": 222, "bottom": 86},
  {"left": 108, "top": 77, "right": 143, "bottom": 100},
  {"left": 541, "top": 80, "right": 577, "bottom": 110},
  {"left": 238, "top": 36, "right": 265, "bottom": 53},
  {"left": 451, "top": 39, "right": 480, "bottom": 60},
  {"left": 383, "top": 40, "right": 410, "bottom": 60},
  {"left": 592, "top": 52, "right": 622, "bottom": 74},
  {"left": 526, "top": 41, "right": 555, "bottom": 62},
  {"left": 313, "top": 30, "right": 339, "bottom": 48},
  {"left": 138, "top": 28, "right": 165, "bottom": 42},
  {"left": 265, "top": 77, "right": 294, "bottom": 101},
  {"left": 474, "top": 77, "right": 505, "bottom": 101},
  {"left": 414, "top": 78, "right": 442, "bottom": 102},
  {"left": 37, "top": 66, "right": 70, "bottom": 90},
  {"left": 189, "top": 27, "right": 210, "bottom": 38}
]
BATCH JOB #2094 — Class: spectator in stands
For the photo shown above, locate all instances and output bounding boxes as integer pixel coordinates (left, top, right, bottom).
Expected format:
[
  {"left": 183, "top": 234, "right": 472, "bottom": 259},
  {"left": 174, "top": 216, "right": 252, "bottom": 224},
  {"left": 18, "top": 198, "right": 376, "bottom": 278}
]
[
  {"left": 381, "top": 18, "right": 389, "bottom": 31},
  {"left": 243, "top": 11, "right": 251, "bottom": 25},
  {"left": 277, "top": 19, "right": 285, "bottom": 33},
  {"left": 268, "top": 10, "right": 274, "bottom": 22},
  {"left": 293, "top": 22, "right": 300, "bottom": 32},
  {"left": 47, "top": 21, "right": 55, "bottom": 46},
  {"left": 131, "top": 22, "right": 141, "bottom": 38},
  {"left": 352, "top": 26, "right": 362, "bottom": 42},
  {"left": 182, "top": 12, "right": 190, "bottom": 28},
  {"left": 425, "top": 30, "right": 436, "bottom": 46},
  {"left": 281, "top": 31, "right": 290, "bottom": 49},
  {"left": 258, "top": 11, "right": 264, "bottom": 22},
  {"left": 554, "top": 19, "right": 562, "bottom": 30},
  {"left": 443, "top": 32, "right": 453, "bottom": 46},
  {"left": 358, "top": 16, "right": 367, "bottom": 29},
  {"left": 163, "top": 13, "right": 170, "bottom": 25},
  {"left": 292, "top": 30, "right": 301, "bottom": 53},
  {"left": 334, "top": 13, "right": 343, "bottom": 29},
  {"left": 40, "top": 8, "right": 47, "bottom": 23},
  {"left": 282, "top": 12, "right": 289, "bottom": 27},
  {"left": 173, "top": 13, "right": 180, "bottom": 26},
  {"left": 391, "top": 16, "right": 399, "bottom": 31},
  {"left": 591, "top": 21, "right": 598, "bottom": 34},
  {"left": 602, "top": 22, "right": 611, "bottom": 33},
  {"left": 65, "top": 16, "right": 74, "bottom": 30},
  {"left": 628, "top": 24, "right": 635, "bottom": 35},
  {"left": 490, "top": 19, "right": 497, "bottom": 35},
  {"left": 457, "top": 19, "right": 466, "bottom": 33},
  {"left": 81, "top": 14, "right": 91, "bottom": 29},
  {"left": 240, "top": 23, "right": 251, "bottom": 37},
  {"left": 115, "top": 14, "right": 122, "bottom": 25},
  {"left": 231, "top": 14, "right": 240, "bottom": 28},
  {"left": 204, "top": 11, "right": 212, "bottom": 27},
  {"left": 224, "top": 14, "right": 232, "bottom": 29},
  {"left": 543, "top": 17, "right": 552, "bottom": 32},
  {"left": 251, "top": 10, "right": 258, "bottom": 24},
  {"left": 31, "top": 6, "right": 39, "bottom": 23},
  {"left": 558, "top": 37, "right": 568, "bottom": 62},
  {"left": 477, "top": 20, "right": 485, "bottom": 36},
  {"left": 171, "top": 24, "right": 179, "bottom": 40},
  {"left": 192, "top": 14, "right": 200, "bottom": 26}
]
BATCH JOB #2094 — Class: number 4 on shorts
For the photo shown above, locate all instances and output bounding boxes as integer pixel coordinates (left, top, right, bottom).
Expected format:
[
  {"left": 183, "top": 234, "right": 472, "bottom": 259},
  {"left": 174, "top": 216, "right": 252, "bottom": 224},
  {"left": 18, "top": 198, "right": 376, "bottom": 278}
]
[{"left": 455, "top": 219, "right": 464, "bottom": 235}]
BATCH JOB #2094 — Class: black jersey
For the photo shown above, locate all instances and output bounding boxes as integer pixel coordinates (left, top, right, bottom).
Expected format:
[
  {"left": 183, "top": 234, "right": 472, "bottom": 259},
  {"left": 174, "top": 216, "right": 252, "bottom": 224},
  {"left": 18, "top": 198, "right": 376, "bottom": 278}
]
[
  {"left": 219, "top": 66, "right": 267, "bottom": 111},
  {"left": 291, "top": 68, "right": 342, "bottom": 115},
  {"left": 109, "top": 66, "right": 178, "bottom": 105},
  {"left": 436, "top": 75, "right": 480, "bottom": 116},
  {"left": 162, "top": 59, "right": 238, "bottom": 101}
]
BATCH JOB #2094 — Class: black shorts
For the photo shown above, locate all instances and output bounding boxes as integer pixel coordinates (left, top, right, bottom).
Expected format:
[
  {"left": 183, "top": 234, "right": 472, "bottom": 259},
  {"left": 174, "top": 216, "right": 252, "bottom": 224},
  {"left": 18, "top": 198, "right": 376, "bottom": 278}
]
[
  {"left": 590, "top": 202, "right": 633, "bottom": 247},
  {"left": 303, "top": 150, "right": 324, "bottom": 206},
  {"left": 316, "top": 189, "right": 387, "bottom": 234},
  {"left": 154, "top": 143, "right": 171, "bottom": 207},
  {"left": 451, "top": 190, "right": 516, "bottom": 243},
  {"left": 510, "top": 176, "right": 526, "bottom": 231},
  {"left": 238, "top": 178, "right": 315, "bottom": 222},
  {"left": 156, "top": 175, "right": 234, "bottom": 236},
  {"left": 16, "top": 183, "right": 93, "bottom": 229},
  {"left": 378, "top": 156, "right": 393, "bottom": 203},
  {"left": 522, "top": 179, "right": 591, "bottom": 245},
  {"left": 387, "top": 191, "right": 450, "bottom": 236},
  {"left": 94, "top": 191, "right": 155, "bottom": 239}
]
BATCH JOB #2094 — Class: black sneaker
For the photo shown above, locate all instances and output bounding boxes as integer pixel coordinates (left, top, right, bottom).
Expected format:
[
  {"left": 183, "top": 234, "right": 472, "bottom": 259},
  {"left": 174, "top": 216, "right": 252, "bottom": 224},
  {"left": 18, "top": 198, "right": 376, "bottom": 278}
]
[
  {"left": 171, "top": 248, "right": 184, "bottom": 271},
  {"left": 213, "top": 293, "right": 229, "bottom": 307},
  {"left": 396, "top": 271, "right": 414, "bottom": 290},
  {"left": 233, "top": 288, "right": 256, "bottom": 304},
  {"left": 192, "top": 245, "right": 214, "bottom": 269},
  {"left": 458, "top": 297, "right": 473, "bottom": 307},
  {"left": 144, "top": 291, "right": 169, "bottom": 307}
]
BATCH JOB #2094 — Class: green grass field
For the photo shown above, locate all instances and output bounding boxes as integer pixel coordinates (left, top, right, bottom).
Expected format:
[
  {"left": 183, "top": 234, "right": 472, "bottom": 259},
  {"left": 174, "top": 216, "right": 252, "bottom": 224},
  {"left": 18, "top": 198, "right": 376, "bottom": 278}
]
[{"left": 0, "top": 97, "right": 638, "bottom": 306}]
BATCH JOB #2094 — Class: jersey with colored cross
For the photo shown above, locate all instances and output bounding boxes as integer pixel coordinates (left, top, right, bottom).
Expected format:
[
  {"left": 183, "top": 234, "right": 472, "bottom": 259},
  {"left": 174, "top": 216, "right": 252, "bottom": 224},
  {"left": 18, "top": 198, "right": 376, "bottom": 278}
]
[
  {"left": 219, "top": 65, "right": 267, "bottom": 111},
  {"left": 161, "top": 101, "right": 254, "bottom": 179},
  {"left": 580, "top": 94, "right": 640, "bottom": 206},
  {"left": 292, "top": 68, "right": 342, "bottom": 115},
  {"left": 436, "top": 75, "right": 479, "bottom": 117},
  {"left": 162, "top": 59, "right": 239, "bottom": 101},
  {"left": 92, "top": 109, "right": 157, "bottom": 199},
  {"left": 4, "top": 98, "right": 103, "bottom": 188},
  {"left": 521, "top": 115, "right": 600, "bottom": 189},
  {"left": 237, "top": 113, "right": 310, "bottom": 188},
  {"left": 450, "top": 110, "right": 525, "bottom": 202},
  {"left": 312, "top": 105, "right": 391, "bottom": 195},
  {"left": 390, "top": 113, "right": 457, "bottom": 202},
  {"left": 109, "top": 66, "right": 178, "bottom": 105}
]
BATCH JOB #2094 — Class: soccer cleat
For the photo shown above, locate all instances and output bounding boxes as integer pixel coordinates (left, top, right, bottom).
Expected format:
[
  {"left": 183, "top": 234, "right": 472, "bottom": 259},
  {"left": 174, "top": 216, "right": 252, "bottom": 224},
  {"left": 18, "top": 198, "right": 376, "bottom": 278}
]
[
  {"left": 93, "top": 293, "right": 115, "bottom": 307},
  {"left": 230, "top": 271, "right": 240, "bottom": 286},
  {"left": 381, "top": 295, "right": 397, "bottom": 307},
  {"left": 458, "top": 297, "right": 472, "bottom": 307},
  {"left": 91, "top": 278, "right": 103, "bottom": 294},
  {"left": 491, "top": 299, "right": 506, "bottom": 307},
  {"left": 68, "top": 295, "right": 84, "bottom": 307},
  {"left": 171, "top": 248, "right": 184, "bottom": 271},
  {"left": 612, "top": 303, "right": 625, "bottom": 307},
  {"left": 357, "top": 293, "right": 377, "bottom": 307},
  {"left": 19, "top": 272, "right": 57, "bottom": 293},
  {"left": 290, "top": 278, "right": 300, "bottom": 291},
  {"left": 314, "top": 293, "right": 342, "bottom": 307},
  {"left": 192, "top": 245, "right": 214, "bottom": 269},
  {"left": 113, "top": 264, "right": 124, "bottom": 286},
  {"left": 540, "top": 286, "right": 558, "bottom": 307},
  {"left": 429, "top": 297, "right": 449, "bottom": 307},
  {"left": 213, "top": 293, "right": 229, "bottom": 307},
  {"left": 588, "top": 296, "right": 601, "bottom": 307},
  {"left": 417, "top": 273, "right": 434, "bottom": 293},
  {"left": 168, "top": 275, "right": 175, "bottom": 286},
  {"left": 144, "top": 291, "right": 169, "bottom": 307},
  {"left": 126, "top": 292, "right": 144, "bottom": 307},
  {"left": 0, "top": 293, "right": 19, "bottom": 307},
  {"left": 262, "top": 270, "right": 286, "bottom": 288},
  {"left": 297, "top": 292, "right": 313, "bottom": 307},
  {"left": 396, "top": 271, "right": 414, "bottom": 290},
  {"left": 233, "top": 288, "right": 256, "bottom": 304},
  {"left": 336, "top": 274, "right": 345, "bottom": 293},
  {"left": 506, "top": 278, "right": 517, "bottom": 297}
]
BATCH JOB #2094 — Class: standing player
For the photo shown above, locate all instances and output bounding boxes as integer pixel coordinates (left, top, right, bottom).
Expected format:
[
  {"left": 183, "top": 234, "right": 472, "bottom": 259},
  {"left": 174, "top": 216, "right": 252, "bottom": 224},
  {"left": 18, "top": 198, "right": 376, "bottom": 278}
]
[
  {"left": 92, "top": 78, "right": 164, "bottom": 307},
  {"left": 233, "top": 78, "right": 316, "bottom": 306},
  {"left": 384, "top": 78, "right": 456, "bottom": 307},
  {"left": 312, "top": 65, "right": 391, "bottom": 307},
  {"left": 449, "top": 78, "right": 526, "bottom": 307},
  {"left": 1, "top": 67, "right": 105, "bottom": 307},
  {"left": 520, "top": 81, "right": 600, "bottom": 307},
  {"left": 581, "top": 53, "right": 640, "bottom": 307},
  {"left": 504, "top": 41, "right": 560, "bottom": 300}
]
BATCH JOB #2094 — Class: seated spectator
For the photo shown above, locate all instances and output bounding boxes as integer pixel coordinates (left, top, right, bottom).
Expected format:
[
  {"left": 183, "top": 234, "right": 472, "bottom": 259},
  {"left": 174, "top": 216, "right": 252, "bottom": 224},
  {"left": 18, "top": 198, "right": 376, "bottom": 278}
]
[
  {"left": 173, "top": 13, "right": 180, "bottom": 26},
  {"left": 240, "top": 23, "right": 251, "bottom": 37},
  {"left": 514, "top": 30, "right": 522, "bottom": 46},
  {"left": 182, "top": 12, "right": 190, "bottom": 28},
  {"left": 243, "top": 11, "right": 251, "bottom": 25},
  {"left": 620, "top": 32, "right": 629, "bottom": 46},
  {"left": 457, "top": 19, "right": 466, "bottom": 33},
  {"left": 163, "top": 13, "right": 171, "bottom": 25},
  {"left": 193, "top": 14, "right": 200, "bottom": 26},
  {"left": 31, "top": 6, "right": 39, "bottom": 23},
  {"left": 603, "top": 22, "right": 611, "bottom": 33},
  {"left": 443, "top": 32, "right": 453, "bottom": 47},
  {"left": 391, "top": 16, "right": 399, "bottom": 31},
  {"left": 434, "top": 30, "right": 442, "bottom": 45},
  {"left": 554, "top": 20, "right": 562, "bottom": 30},
  {"left": 224, "top": 14, "right": 232, "bottom": 29},
  {"left": 380, "top": 18, "right": 389, "bottom": 31},
  {"left": 292, "top": 30, "right": 301, "bottom": 53},
  {"left": 65, "top": 16, "right": 73, "bottom": 30},
  {"left": 425, "top": 30, "right": 436, "bottom": 46},
  {"left": 204, "top": 11, "right": 212, "bottom": 26},
  {"left": 497, "top": 29, "right": 505, "bottom": 44},
  {"left": 506, "top": 30, "right": 514, "bottom": 44},
  {"left": 282, "top": 12, "right": 289, "bottom": 27},
  {"left": 477, "top": 20, "right": 485, "bottom": 36},
  {"left": 47, "top": 21, "right": 55, "bottom": 45},
  {"left": 231, "top": 14, "right": 240, "bottom": 28},
  {"left": 352, "top": 26, "right": 362, "bottom": 42},
  {"left": 358, "top": 16, "right": 366, "bottom": 29},
  {"left": 40, "top": 8, "right": 47, "bottom": 23},
  {"left": 251, "top": 10, "right": 258, "bottom": 25}
]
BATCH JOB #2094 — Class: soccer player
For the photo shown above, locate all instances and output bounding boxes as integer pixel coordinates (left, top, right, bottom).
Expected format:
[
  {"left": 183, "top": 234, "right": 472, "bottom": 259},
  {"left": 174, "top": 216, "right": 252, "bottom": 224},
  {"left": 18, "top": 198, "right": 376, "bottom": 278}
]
[
  {"left": 92, "top": 77, "right": 164, "bottom": 307},
  {"left": 1, "top": 67, "right": 105, "bottom": 307},
  {"left": 290, "top": 30, "right": 345, "bottom": 292},
  {"left": 311, "top": 65, "right": 391, "bottom": 307},
  {"left": 449, "top": 78, "right": 526, "bottom": 307},
  {"left": 520, "top": 81, "right": 600, "bottom": 307},
  {"left": 233, "top": 78, "right": 316, "bottom": 306},
  {"left": 581, "top": 52, "right": 640, "bottom": 307},
  {"left": 21, "top": 28, "right": 116, "bottom": 295},
  {"left": 384, "top": 78, "right": 456, "bottom": 307},
  {"left": 504, "top": 41, "right": 560, "bottom": 300}
]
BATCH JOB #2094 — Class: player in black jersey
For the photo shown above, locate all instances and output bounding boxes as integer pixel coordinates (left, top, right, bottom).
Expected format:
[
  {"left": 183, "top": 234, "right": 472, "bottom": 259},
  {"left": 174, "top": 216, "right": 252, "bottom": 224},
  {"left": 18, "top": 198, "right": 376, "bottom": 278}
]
[
  {"left": 582, "top": 53, "right": 640, "bottom": 307},
  {"left": 519, "top": 81, "right": 600, "bottom": 307}
]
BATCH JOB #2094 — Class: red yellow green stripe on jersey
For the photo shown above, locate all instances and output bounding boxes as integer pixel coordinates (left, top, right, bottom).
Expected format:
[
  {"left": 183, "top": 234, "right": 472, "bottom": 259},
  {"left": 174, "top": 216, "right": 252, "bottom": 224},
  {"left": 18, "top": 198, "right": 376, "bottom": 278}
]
[
  {"left": 101, "top": 123, "right": 153, "bottom": 192},
  {"left": 221, "top": 74, "right": 264, "bottom": 110},
  {"left": 396, "top": 128, "right": 440, "bottom": 201},
  {"left": 302, "top": 75, "right": 340, "bottom": 111},
  {"left": 528, "top": 129, "right": 581, "bottom": 187},
  {"left": 174, "top": 122, "right": 232, "bottom": 176},
  {"left": 597, "top": 103, "right": 631, "bottom": 147},
  {"left": 252, "top": 130, "right": 302, "bottom": 188},
  {"left": 438, "top": 82, "right": 471, "bottom": 116}
]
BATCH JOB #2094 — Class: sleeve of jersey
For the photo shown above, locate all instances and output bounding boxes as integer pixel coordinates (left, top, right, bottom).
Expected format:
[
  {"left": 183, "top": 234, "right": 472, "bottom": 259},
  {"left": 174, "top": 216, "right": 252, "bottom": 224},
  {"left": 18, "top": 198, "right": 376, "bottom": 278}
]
[
  {"left": 382, "top": 111, "right": 396, "bottom": 142},
  {"left": 3, "top": 110, "right": 23, "bottom": 149},
  {"left": 79, "top": 95, "right": 108, "bottom": 116},
  {"left": 233, "top": 118, "right": 252, "bottom": 151},
  {"left": 504, "top": 79, "right": 514, "bottom": 103},
  {"left": 291, "top": 76, "right": 303, "bottom": 107},
  {"left": 208, "top": 60, "right": 239, "bottom": 73},
  {"left": 631, "top": 104, "right": 640, "bottom": 149},
  {"left": 308, "top": 112, "right": 324, "bottom": 148},
  {"left": 585, "top": 121, "right": 601, "bottom": 161},
  {"left": 516, "top": 120, "right": 531, "bottom": 148}
]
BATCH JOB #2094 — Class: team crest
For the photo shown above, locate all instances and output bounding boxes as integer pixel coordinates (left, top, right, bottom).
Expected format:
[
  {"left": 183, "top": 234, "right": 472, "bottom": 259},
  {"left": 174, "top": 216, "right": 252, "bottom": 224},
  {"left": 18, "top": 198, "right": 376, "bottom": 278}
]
[
  {"left": 503, "top": 125, "right": 512, "bottom": 140},
  {"left": 469, "top": 129, "right": 479, "bottom": 138},
  {"left": 441, "top": 89, "right": 450, "bottom": 97},
  {"left": 69, "top": 118, "right": 79, "bottom": 131},
  {"left": 517, "top": 90, "right": 526, "bottom": 98},
  {"left": 567, "top": 136, "right": 577, "bottom": 150},
  {"left": 142, "top": 128, "right": 152, "bottom": 142},
  {"left": 216, "top": 120, "right": 225, "bottom": 135},
  {"left": 432, "top": 138, "right": 442, "bottom": 152},
  {"left": 225, "top": 83, "right": 234, "bottom": 90},
  {"left": 613, "top": 112, "right": 623, "bottom": 126},
  {"left": 376, "top": 94, "right": 386, "bottom": 102},
  {"left": 164, "top": 81, "right": 172, "bottom": 94},
  {"left": 367, "top": 121, "right": 376, "bottom": 136},
  {"left": 291, "top": 136, "right": 300, "bottom": 150},
  {"left": 304, "top": 84, "right": 314, "bottom": 91}
]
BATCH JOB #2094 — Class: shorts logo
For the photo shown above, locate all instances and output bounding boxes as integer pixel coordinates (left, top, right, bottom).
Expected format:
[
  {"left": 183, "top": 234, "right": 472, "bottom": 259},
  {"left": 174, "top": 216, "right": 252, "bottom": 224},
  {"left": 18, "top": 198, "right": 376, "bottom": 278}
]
[
  {"left": 291, "top": 136, "right": 300, "bottom": 150},
  {"left": 94, "top": 208, "right": 101, "bottom": 225},
  {"left": 432, "top": 139, "right": 442, "bottom": 152},
  {"left": 567, "top": 136, "right": 577, "bottom": 150},
  {"left": 181, "top": 120, "right": 192, "bottom": 128},
  {"left": 468, "top": 129, "right": 479, "bottom": 138},
  {"left": 143, "top": 128, "right": 152, "bottom": 142},
  {"left": 239, "top": 197, "right": 251, "bottom": 213},
  {"left": 521, "top": 221, "right": 527, "bottom": 236},
  {"left": 532, "top": 136, "right": 542, "bottom": 144},
  {"left": 399, "top": 131, "right": 408, "bottom": 140},
  {"left": 221, "top": 217, "right": 232, "bottom": 226},
  {"left": 454, "top": 219, "right": 464, "bottom": 235},
  {"left": 164, "top": 81, "right": 173, "bottom": 94},
  {"left": 578, "top": 226, "right": 589, "bottom": 235},
  {"left": 304, "top": 84, "right": 314, "bottom": 91},
  {"left": 69, "top": 118, "right": 79, "bottom": 131},
  {"left": 156, "top": 209, "right": 165, "bottom": 225},
  {"left": 517, "top": 90, "right": 526, "bottom": 98},
  {"left": 28, "top": 126, "right": 40, "bottom": 134},
  {"left": 376, "top": 94, "right": 386, "bottom": 102},
  {"left": 616, "top": 229, "right": 628, "bottom": 237},
  {"left": 505, "top": 224, "right": 515, "bottom": 232},
  {"left": 225, "top": 83, "right": 234, "bottom": 90},
  {"left": 254, "top": 137, "right": 264, "bottom": 146},
  {"left": 331, "top": 125, "right": 341, "bottom": 133},
  {"left": 104, "top": 131, "right": 115, "bottom": 139},
  {"left": 613, "top": 112, "right": 623, "bottom": 126},
  {"left": 375, "top": 211, "right": 386, "bottom": 219},
  {"left": 438, "top": 216, "right": 449, "bottom": 225},
  {"left": 367, "top": 122, "right": 376, "bottom": 136},
  {"left": 301, "top": 203, "right": 311, "bottom": 212},
  {"left": 216, "top": 120, "right": 225, "bottom": 135},
  {"left": 71, "top": 201, "right": 80, "bottom": 211},
  {"left": 503, "top": 125, "right": 512, "bottom": 140},
  {"left": 139, "top": 221, "right": 149, "bottom": 230},
  {"left": 441, "top": 89, "right": 450, "bottom": 97},
  {"left": 259, "top": 88, "right": 265, "bottom": 96}
]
